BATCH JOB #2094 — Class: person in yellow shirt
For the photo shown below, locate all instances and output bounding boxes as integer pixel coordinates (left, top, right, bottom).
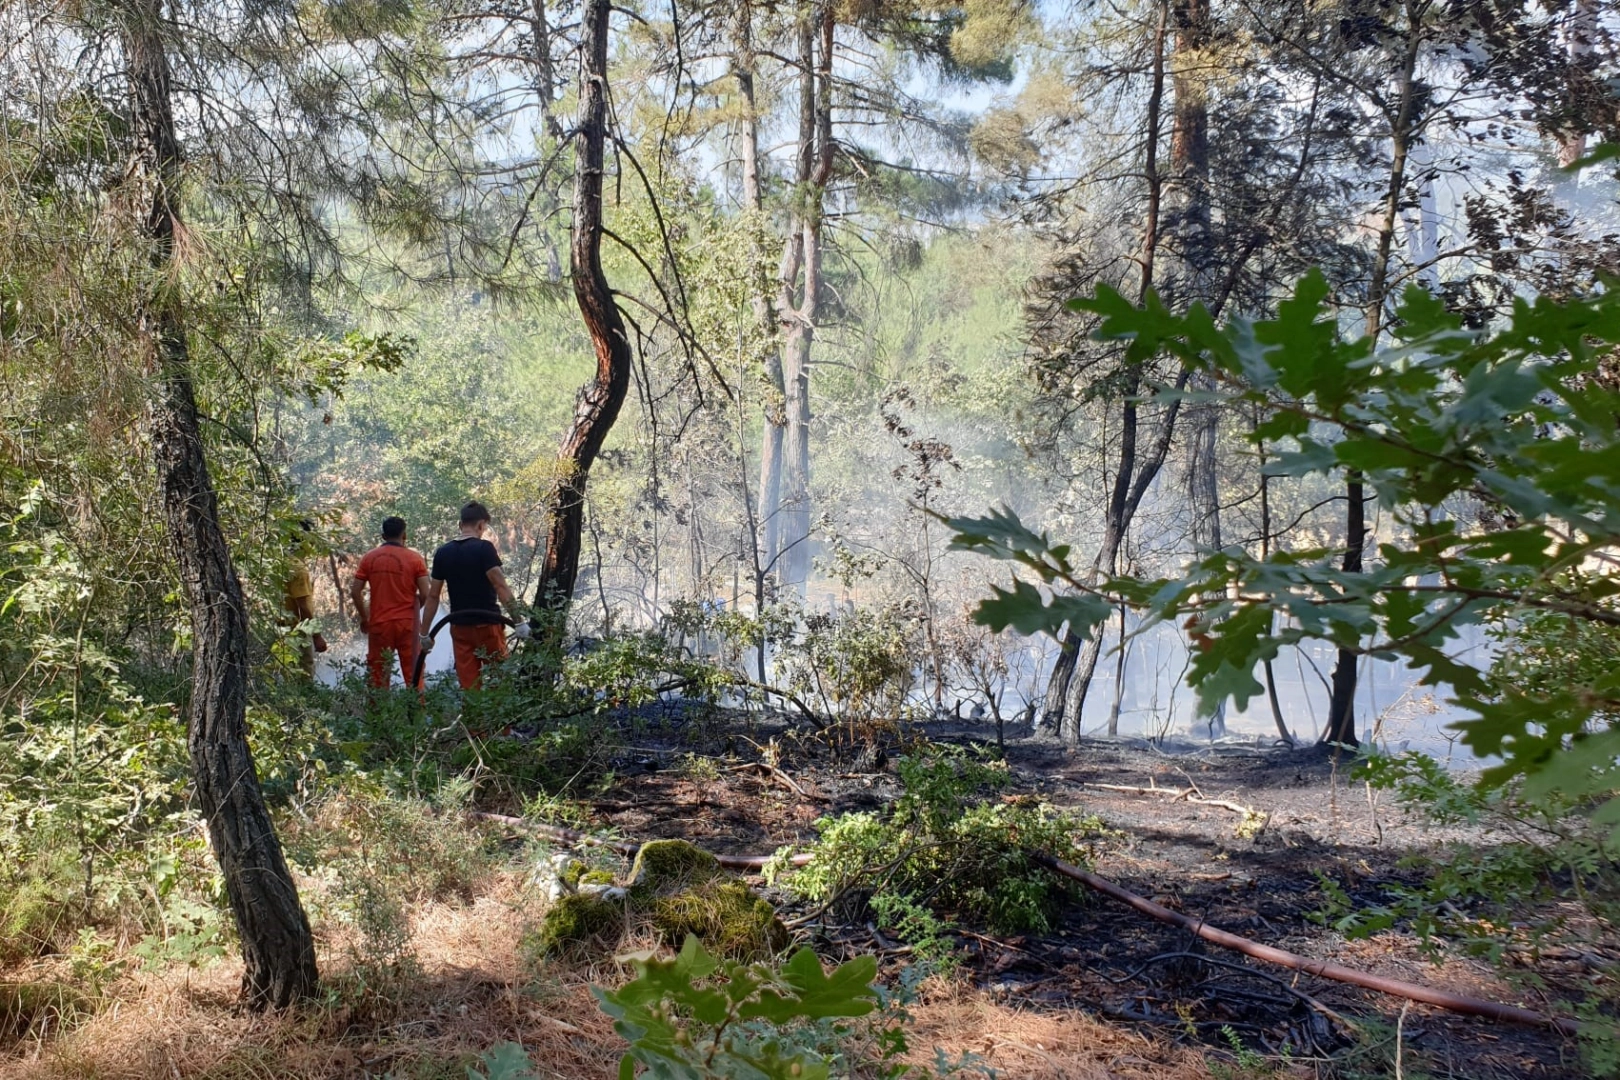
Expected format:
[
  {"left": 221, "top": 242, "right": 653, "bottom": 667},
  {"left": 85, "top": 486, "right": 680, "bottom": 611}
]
[{"left": 282, "top": 520, "right": 328, "bottom": 677}]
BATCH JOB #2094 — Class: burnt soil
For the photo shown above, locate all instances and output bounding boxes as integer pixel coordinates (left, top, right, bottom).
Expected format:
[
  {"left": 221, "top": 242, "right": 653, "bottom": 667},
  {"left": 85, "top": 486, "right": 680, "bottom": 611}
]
[{"left": 556, "top": 706, "right": 1611, "bottom": 1080}]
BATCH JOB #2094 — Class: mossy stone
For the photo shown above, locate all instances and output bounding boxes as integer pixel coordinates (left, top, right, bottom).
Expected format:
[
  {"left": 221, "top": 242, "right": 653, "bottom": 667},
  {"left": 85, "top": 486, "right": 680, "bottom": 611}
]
[
  {"left": 534, "top": 893, "right": 624, "bottom": 958},
  {"left": 650, "top": 880, "right": 788, "bottom": 960},
  {"left": 627, "top": 839, "right": 721, "bottom": 900},
  {"left": 537, "top": 839, "right": 785, "bottom": 963}
]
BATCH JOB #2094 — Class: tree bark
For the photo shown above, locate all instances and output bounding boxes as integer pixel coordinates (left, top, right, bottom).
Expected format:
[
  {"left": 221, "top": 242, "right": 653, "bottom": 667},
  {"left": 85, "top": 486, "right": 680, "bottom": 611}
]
[
  {"left": 121, "top": 0, "right": 317, "bottom": 1009},
  {"left": 736, "top": 1, "right": 786, "bottom": 574},
  {"left": 1324, "top": 2, "right": 1423, "bottom": 748},
  {"left": 535, "top": 0, "right": 633, "bottom": 612},
  {"left": 1170, "top": 0, "right": 1225, "bottom": 739},
  {"left": 1257, "top": 423, "right": 1293, "bottom": 745},
  {"left": 777, "top": 2, "right": 834, "bottom": 593},
  {"left": 1556, "top": 0, "right": 1599, "bottom": 168},
  {"left": 1046, "top": 3, "right": 1171, "bottom": 743}
]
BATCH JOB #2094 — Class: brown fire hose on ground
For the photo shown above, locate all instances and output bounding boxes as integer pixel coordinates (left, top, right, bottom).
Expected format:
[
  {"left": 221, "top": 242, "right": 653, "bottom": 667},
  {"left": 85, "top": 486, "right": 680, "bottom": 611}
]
[{"left": 474, "top": 812, "right": 1581, "bottom": 1036}]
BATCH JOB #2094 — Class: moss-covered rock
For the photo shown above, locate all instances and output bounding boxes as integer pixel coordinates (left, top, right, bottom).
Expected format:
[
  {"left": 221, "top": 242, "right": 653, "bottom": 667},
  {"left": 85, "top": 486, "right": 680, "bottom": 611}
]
[
  {"left": 649, "top": 880, "right": 788, "bottom": 960},
  {"left": 627, "top": 839, "right": 721, "bottom": 901},
  {"left": 536, "top": 839, "right": 784, "bottom": 963},
  {"left": 533, "top": 893, "right": 625, "bottom": 958}
]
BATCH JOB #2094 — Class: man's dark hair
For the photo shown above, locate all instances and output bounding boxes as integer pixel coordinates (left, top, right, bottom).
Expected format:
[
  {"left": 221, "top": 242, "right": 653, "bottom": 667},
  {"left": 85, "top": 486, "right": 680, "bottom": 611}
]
[
  {"left": 381, "top": 516, "right": 406, "bottom": 540},
  {"left": 460, "top": 501, "right": 491, "bottom": 525}
]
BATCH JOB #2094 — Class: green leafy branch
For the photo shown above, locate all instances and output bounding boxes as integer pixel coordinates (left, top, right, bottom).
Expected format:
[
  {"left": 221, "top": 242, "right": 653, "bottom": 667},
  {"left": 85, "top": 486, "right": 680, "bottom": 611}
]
[
  {"left": 594, "top": 935, "right": 880, "bottom": 1080},
  {"left": 949, "top": 273, "right": 1620, "bottom": 832}
]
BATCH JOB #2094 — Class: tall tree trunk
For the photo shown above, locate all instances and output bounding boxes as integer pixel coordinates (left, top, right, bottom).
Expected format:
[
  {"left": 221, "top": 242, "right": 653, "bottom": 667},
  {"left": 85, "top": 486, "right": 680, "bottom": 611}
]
[
  {"left": 1170, "top": 0, "right": 1225, "bottom": 739},
  {"left": 736, "top": 1, "right": 786, "bottom": 574},
  {"left": 1187, "top": 402, "right": 1225, "bottom": 738},
  {"left": 778, "top": 2, "right": 834, "bottom": 593},
  {"left": 1324, "top": 4, "right": 1423, "bottom": 748},
  {"left": 121, "top": 0, "right": 316, "bottom": 1009},
  {"left": 1106, "top": 604, "right": 1129, "bottom": 733},
  {"left": 1048, "top": 2, "right": 1170, "bottom": 743},
  {"left": 535, "top": 0, "right": 632, "bottom": 611}
]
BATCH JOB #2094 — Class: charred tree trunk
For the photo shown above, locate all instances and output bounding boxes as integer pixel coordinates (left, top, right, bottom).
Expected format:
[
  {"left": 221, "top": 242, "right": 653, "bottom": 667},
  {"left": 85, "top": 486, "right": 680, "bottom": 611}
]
[
  {"left": 1324, "top": 5, "right": 1423, "bottom": 748},
  {"left": 121, "top": 0, "right": 316, "bottom": 1009},
  {"left": 535, "top": 0, "right": 632, "bottom": 613}
]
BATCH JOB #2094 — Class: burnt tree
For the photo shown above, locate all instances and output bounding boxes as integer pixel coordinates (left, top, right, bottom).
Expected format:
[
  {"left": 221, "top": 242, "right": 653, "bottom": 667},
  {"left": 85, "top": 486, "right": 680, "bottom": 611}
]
[
  {"left": 120, "top": 0, "right": 317, "bottom": 1008},
  {"left": 534, "top": 0, "right": 632, "bottom": 613}
]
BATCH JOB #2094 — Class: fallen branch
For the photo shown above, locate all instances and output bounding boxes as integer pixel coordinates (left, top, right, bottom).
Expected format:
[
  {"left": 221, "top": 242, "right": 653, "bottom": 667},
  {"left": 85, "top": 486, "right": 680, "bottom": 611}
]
[
  {"left": 731, "top": 677, "right": 826, "bottom": 728},
  {"left": 1036, "top": 854, "right": 1580, "bottom": 1036},
  {"left": 727, "top": 761, "right": 826, "bottom": 802},
  {"left": 1083, "top": 782, "right": 1264, "bottom": 820}
]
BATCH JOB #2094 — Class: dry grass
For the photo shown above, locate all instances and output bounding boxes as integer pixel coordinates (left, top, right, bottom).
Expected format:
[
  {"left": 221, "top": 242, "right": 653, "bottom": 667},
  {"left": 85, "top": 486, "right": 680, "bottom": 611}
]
[
  {"left": 906, "top": 995, "right": 1223, "bottom": 1080},
  {"left": 1, "top": 870, "right": 1268, "bottom": 1080},
  {"left": 0, "top": 873, "right": 623, "bottom": 1080}
]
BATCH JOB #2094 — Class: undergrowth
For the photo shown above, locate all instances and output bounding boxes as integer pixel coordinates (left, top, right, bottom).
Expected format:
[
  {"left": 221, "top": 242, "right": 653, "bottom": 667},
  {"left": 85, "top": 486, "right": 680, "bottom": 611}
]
[{"left": 769, "top": 744, "right": 1109, "bottom": 964}]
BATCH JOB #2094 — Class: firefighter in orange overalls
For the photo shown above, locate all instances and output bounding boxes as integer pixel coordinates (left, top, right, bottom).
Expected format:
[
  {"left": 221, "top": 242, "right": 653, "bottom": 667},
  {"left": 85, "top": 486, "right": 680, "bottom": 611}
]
[{"left": 349, "top": 516, "right": 432, "bottom": 688}]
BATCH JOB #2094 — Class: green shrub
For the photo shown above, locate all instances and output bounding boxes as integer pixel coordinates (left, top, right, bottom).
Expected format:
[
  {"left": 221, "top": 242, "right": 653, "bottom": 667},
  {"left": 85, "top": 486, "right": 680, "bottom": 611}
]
[
  {"left": 772, "top": 745, "right": 1105, "bottom": 958},
  {"left": 594, "top": 935, "right": 882, "bottom": 1080}
]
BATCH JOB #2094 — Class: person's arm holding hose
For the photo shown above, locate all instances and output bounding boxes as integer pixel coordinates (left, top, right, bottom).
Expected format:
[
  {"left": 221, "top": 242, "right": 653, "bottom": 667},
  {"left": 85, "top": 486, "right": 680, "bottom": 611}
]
[
  {"left": 486, "top": 566, "right": 530, "bottom": 639},
  {"left": 414, "top": 569, "right": 432, "bottom": 631}
]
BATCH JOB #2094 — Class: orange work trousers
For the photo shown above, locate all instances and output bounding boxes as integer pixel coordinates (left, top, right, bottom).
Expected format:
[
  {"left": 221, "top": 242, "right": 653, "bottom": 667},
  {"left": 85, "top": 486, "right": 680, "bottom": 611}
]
[
  {"left": 449, "top": 623, "right": 508, "bottom": 689},
  {"left": 366, "top": 619, "right": 422, "bottom": 689}
]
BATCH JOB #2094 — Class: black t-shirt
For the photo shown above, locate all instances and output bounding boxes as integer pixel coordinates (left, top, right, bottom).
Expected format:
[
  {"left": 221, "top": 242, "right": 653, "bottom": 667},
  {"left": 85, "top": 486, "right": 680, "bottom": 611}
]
[{"left": 430, "top": 536, "right": 503, "bottom": 625}]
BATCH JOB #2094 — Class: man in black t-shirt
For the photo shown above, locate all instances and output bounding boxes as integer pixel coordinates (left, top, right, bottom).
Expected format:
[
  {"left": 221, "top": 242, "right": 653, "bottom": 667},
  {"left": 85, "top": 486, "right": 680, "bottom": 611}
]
[{"left": 422, "top": 501, "right": 529, "bottom": 688}]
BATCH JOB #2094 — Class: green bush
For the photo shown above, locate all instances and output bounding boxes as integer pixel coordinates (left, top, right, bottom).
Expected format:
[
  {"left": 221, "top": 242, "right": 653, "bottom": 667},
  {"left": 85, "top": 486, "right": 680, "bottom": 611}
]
[
  {"left": 772, "top": 745, "right": 1105, "bottom": 959},
  {"left": 594, "top": 935, "right": 883, "bottom": 1080}
]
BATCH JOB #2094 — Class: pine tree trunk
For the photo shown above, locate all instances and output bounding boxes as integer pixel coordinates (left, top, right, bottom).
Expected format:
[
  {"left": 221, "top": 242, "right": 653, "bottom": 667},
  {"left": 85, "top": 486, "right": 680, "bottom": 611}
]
[
  {"left": 536, "top": 0, "right": 632, "bottom": 612},
  {"left": 777, "top": 3, "right": 834, "bottom": 593},
  {"left": 122, "top": 0, "right": 316, "bottom": 1009},
  {"left": 736, "top": 1, "right": 785, "bottom": 573}
]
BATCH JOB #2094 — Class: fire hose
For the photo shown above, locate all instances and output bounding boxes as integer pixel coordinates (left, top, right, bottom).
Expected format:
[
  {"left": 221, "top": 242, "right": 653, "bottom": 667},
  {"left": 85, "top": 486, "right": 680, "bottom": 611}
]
[
  {"left": 475, "top": 812, "right": 1583, "bottom": 1036},
  {"left": 409, "top": 608, "right": 519, "bottom": 688}
]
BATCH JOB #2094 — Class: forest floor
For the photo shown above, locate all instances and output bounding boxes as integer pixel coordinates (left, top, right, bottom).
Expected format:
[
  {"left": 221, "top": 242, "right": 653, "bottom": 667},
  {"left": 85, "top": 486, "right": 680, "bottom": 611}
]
[{"left": 0, "top": 708, "right": 1601, "bottom": 1079}]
